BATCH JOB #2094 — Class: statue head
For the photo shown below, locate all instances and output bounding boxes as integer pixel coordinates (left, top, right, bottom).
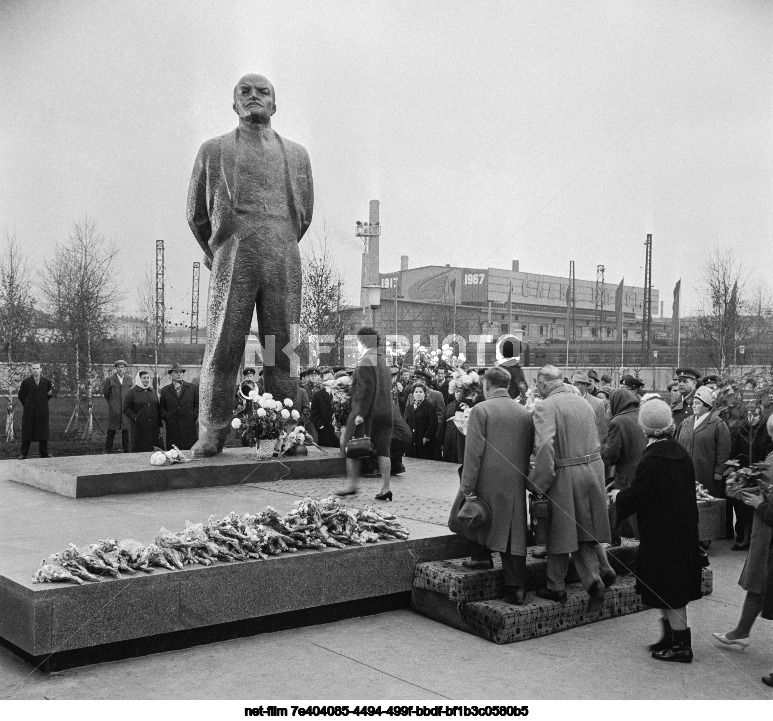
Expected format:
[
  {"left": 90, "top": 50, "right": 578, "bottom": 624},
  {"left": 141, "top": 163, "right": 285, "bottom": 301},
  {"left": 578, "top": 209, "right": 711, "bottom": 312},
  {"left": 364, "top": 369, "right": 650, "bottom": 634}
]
[{"left": 233, "top": 74, "right": 276, "bottom": 127}]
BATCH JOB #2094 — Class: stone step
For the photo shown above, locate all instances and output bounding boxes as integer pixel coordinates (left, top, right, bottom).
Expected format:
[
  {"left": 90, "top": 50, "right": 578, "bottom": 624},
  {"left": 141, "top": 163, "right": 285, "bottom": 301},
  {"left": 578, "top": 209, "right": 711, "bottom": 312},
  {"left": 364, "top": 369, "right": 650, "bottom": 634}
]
[
  {"left": 411, "top": 568, "right": 713, "bottom": 645},
  {"left": 413, "top": 542, "right": 641, "bottom": 602}
]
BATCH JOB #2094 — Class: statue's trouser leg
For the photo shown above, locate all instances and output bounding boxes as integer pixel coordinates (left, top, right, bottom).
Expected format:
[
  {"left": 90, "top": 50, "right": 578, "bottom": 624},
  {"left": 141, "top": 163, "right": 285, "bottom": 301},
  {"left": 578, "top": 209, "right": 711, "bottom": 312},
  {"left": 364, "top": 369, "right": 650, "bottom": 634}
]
[
  {"left": 196, "top": 239, "right": 258, "bottom": 451},
  {"left": 255, "top": 238, "right": 302, "bottom": 402}
]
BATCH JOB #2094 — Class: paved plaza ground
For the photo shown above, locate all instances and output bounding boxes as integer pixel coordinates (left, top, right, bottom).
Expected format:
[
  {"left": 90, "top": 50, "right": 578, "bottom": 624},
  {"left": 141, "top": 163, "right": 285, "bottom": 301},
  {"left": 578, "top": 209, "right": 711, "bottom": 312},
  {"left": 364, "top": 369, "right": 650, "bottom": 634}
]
[{"left": 0, "top": 457, "right": 772, "bottom": 701}]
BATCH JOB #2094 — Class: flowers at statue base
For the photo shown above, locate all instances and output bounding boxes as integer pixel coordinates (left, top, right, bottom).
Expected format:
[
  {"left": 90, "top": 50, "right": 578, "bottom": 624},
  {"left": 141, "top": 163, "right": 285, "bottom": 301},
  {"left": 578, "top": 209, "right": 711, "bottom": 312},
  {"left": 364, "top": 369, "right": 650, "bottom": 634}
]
[
  {"left": 331, "top": 374, "right": 352, "bottom": 437},
  {"left": 277, "top": 425, "right": 314, "bottom": 456},
  {"left": 149, "top": 445, "right": 193, "bottom": 466},
  {"left": 231, "top": 392, "right": 299, "bottom": 443}
]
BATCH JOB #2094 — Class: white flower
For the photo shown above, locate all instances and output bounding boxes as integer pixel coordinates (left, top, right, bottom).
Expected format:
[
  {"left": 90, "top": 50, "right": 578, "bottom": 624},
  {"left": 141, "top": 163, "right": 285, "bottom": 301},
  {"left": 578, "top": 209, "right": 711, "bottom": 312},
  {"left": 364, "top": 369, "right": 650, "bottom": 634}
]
[
  {"left": 458, "top": 353, "right": 466, "bottom": 362},
  {"left": 165, "top": 448, "right": 179, "bottom": 459},
  {"left": 291, "top": 409, "right": 300, "bottom": 420},
  {"left": 231, "top": 418, "right": 242, "bottom": 429},
  {"left": 248, "top": 389, "right": 261, "bottom": 401},
  {"left": 274, "top": 400, "right": 283, "bottom": 411},
  {"left": 262, "top": 392, "right": 274, "bottom": 400},
  {"left": 281, "top": 409, "right": 291, "bottom": 420},
  {"left": 256, "top": 408, "right": 267, "bottom": 417},
  {"left": 150, "top": 451, "right": 167, "bottom": 466},
  {"left": 284, "top": 398, "right": 293, "bottom": 408}
]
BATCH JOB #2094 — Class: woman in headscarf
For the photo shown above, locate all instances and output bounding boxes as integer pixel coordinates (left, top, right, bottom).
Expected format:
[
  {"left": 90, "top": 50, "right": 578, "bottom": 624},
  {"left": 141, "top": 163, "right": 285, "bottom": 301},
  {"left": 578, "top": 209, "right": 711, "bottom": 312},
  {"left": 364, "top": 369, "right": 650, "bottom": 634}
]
[
  {"left": 405, "top": 385, "right": 437, "bottom": 460},
  {"left": 729, "top": 404, "right": 773, "bottom": 550},
  {"left": 602, "top": 388, "right": 647, "bottom": 544},
  {"left": 122, "top": 370, "right": 162, "bottom": 452}
]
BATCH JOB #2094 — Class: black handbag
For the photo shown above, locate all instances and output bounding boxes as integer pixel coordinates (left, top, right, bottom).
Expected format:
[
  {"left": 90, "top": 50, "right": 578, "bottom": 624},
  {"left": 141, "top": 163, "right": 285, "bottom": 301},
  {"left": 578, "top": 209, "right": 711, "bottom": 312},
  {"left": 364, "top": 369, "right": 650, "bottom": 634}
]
[
  {"left": 448, "top": 489, "right": 492, "bottom": 535},
  {"left": 345, "top": 425, "right": 375, "bottom": 459}
]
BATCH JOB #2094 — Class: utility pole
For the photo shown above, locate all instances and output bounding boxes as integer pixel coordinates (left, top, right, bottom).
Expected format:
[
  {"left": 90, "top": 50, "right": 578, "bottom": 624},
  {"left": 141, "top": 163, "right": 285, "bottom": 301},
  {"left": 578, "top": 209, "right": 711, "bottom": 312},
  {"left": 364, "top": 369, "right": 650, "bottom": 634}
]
[
  {"left": 570, "top": 260, "right": 576, "bottom": 342},
  {"left": 595, "top": 264, "right": 605, "bottom": 340},
  {"left": 640, "top": 234, "right": 652, "bottom": 365},
  {"left": 190, "top": 261, "right": 200, "bottom": 344},
  {"left": 155, "top": 239, "right": 165, "bottom": 386}
]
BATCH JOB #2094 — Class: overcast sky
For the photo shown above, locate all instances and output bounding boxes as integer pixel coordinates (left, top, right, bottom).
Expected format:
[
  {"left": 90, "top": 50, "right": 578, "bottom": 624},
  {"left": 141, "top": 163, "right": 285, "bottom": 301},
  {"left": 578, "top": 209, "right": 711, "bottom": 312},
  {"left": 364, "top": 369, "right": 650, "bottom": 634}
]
[{"left": 1, "top": 0, "right": 770, "bottom": 325}]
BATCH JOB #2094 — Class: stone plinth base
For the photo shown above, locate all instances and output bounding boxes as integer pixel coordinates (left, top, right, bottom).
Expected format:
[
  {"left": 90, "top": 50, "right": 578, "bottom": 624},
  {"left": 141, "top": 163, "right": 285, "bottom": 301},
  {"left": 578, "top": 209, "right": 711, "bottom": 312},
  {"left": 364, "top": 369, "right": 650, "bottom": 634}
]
[{"left": 1, "top": 445, "right": 345, "bottom": 498}]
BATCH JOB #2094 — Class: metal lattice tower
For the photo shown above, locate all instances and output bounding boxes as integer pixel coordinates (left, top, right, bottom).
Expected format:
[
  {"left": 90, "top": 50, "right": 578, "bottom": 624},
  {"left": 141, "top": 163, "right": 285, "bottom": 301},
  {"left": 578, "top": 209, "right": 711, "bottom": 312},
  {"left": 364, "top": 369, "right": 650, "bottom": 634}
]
[
  {"left": 641, "top": 234, "right": 653, "bottom": 364},
  {"left": 570, "top": 260, "right": 576, "bottom": 342},
  {"left": 190, "top": 261, "right": 200, "bottom": 344},
  {"left": 155, "top": 239, "right": 165, "bottom": 353},
  {"left": 594, "top": 264, "right": 605, "bottom": 339}
]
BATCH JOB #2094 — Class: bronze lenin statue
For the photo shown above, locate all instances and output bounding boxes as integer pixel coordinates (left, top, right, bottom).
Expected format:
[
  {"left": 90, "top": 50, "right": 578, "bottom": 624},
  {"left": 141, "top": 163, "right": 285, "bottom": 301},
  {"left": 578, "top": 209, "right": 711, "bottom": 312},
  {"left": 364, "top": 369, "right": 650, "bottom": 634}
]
[{"left": 187, "top": 74, "right": 314, "bottom": 456}]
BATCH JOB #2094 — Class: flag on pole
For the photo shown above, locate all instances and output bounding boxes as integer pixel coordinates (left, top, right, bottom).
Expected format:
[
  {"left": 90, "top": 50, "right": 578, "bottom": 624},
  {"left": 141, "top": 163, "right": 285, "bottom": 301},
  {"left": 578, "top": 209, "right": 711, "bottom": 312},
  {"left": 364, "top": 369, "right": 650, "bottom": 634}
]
[
  {"left": 671, "top": 279, "right": 681, "bottom": 342},
  {"left": 507, "top": 281, "right": 513, "bottom": 325},
  {"left": 565, "top": 283, "right": 572, "bottom": 338},
  {"left": 615, "top": 278, "right": 624, "bottom": 339}
]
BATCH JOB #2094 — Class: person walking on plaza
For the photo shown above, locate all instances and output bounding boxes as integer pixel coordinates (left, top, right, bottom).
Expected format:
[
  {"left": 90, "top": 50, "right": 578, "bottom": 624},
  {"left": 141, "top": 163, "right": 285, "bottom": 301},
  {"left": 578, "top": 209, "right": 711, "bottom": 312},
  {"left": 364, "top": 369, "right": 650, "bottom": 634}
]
[
  {"left": 528, "top": 365, "right": 615, "bottom": 612},
  {"left": 311, "top": 369, "right": 339, "bottom": 448},
  {"left": 123, "top": 370, "right": 162, "bottom": 452},
  {"left": 18, "top": 363, "right": 53, "bottom": 459},
  {"left": 671, "top": 367, "right": 700, "bottom": 430},
  {"left": 159, "top": 363, "right": 199, "bottom": 451},
  {"left": 610, "top": 398, "right": 702, "bottom": 663},
  {"left": 405, "top": 385, "right": 438, "bottom": 460},
  {"left": 713, "top": 413, "right": 773, "bottom": 659},
  {"left": 676, "top": 385, "right": 731, "bottom": 535},
  {"left": 741, "top": 477, "right": 773, "bottom": 687},
  {"left": 457, "top": 367, "right": 534, "bottom": 605},
  {"left": 102, "top": 359, "right": 132, "bottom": 453},
  {"left": 335, "top": 328, "right": 393, "bottom": 500},
  {"left": 602, "top": 388, "right": 647, "bottom": 544},
  {"left": 728, "top": 404, "right": 773, "bottom": 550}
]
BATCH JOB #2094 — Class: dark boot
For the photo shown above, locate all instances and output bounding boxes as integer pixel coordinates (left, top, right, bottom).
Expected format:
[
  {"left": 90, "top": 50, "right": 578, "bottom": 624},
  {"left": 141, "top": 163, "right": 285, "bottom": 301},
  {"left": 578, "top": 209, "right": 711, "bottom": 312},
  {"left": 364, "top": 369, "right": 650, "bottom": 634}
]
[
  {"left": 648, "top": 618, "right": 672, "bottom": 653},
  {"left": 652, "top": 627, "right": 693, "bottom": 663}
]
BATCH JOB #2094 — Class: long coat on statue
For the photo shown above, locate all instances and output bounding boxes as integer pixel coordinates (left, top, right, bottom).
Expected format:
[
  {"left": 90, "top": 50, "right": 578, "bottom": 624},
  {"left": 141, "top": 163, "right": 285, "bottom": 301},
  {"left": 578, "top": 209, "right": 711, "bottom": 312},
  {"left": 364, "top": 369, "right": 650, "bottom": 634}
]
[
  {"left": 102, "top": 372, "right": 132, "bottom": 431},
  {"left": 18, "top": 375, "right": 53, "bottom": 442},
  {"left": 160, "top": 381, "right": 199, "bottom": 450},
  {"left": 458, "top": 389, "right": 534, "bottom": 555},
  {"left": 615, "top": 440, "right": 702, "bottom": 609},
  {"left": 528, "top": 384, "right": 611, "bottom": 553},
  {"left": 123, "top": 384, "right": 162, "bottom": 452}
]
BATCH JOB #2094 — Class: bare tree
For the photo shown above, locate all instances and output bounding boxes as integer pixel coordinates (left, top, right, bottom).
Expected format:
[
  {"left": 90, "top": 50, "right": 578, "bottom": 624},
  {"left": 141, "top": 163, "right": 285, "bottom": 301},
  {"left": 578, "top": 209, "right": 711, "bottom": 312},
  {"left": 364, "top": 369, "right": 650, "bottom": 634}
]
[
  {"left": 693, "top": 244, "right": 753, "bottom": 372},
  {"left": 0, "top": 229, "right": 36, "bottom": 364},
  {"left": 301, "top": 224, "right": 349, "bottom": 366},
  {"left": 42, "top": 217, "right": 122, "bottom": 437}
]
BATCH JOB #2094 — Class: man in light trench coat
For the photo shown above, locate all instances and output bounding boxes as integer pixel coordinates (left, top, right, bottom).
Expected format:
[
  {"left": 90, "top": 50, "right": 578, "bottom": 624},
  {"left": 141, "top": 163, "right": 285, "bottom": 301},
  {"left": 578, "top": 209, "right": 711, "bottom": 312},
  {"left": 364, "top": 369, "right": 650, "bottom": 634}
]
[
  {"left": 528, "top": 365, "right": 616, "bottom": 613},
  {"left": 459, "top": 367, "right": 534, "bottom": 604}
]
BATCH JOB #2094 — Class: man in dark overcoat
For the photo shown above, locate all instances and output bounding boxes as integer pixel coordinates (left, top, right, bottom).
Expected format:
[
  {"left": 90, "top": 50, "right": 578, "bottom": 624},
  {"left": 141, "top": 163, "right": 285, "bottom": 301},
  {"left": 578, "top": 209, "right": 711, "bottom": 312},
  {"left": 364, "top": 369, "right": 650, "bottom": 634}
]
[
  {"left": 458, "top": 367, "right": 534, "bottom": 604},
  {"left": 671, "top": 367, "right": 700, "bottom": 430},
  {"left": 310, "top": 369, "right": 339, "bottom": 448},
  {"left": 18, "top": 363, "right": 53, "bottom": 459},
  {"left": 528, "top": 365, "right": 615, "bottom": 611},
  {"left": 159, "top": 363, "right": 199, "bottom": 450},
  {"left": 102, "top": 359, "right": 132, "bottom": 453}
]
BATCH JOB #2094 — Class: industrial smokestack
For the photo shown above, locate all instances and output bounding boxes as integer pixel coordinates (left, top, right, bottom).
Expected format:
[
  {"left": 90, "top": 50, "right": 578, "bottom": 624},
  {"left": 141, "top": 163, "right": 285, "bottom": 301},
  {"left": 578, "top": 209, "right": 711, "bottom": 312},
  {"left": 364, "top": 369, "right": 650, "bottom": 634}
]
[
  {"left": 401, "top": 255, "right": 409, "bottom": 271},
  {"left": 512, "top": 260, "right": 520, "bottom": 272}
]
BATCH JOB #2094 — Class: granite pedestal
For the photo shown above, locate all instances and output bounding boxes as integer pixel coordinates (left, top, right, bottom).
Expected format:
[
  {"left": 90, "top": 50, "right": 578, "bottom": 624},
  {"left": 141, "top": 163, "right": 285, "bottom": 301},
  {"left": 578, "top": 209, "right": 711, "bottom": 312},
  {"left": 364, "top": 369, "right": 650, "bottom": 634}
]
[{"left": 1, "top": 445, "right": 345, "bottom": 498}]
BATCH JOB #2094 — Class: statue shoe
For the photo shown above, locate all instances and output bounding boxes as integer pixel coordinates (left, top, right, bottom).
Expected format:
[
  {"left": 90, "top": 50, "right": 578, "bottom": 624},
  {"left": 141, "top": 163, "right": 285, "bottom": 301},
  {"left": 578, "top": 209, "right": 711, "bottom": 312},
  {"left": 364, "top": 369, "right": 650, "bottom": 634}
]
[{"left": 192, "top": 428, "right": 228, "bottom": 458}]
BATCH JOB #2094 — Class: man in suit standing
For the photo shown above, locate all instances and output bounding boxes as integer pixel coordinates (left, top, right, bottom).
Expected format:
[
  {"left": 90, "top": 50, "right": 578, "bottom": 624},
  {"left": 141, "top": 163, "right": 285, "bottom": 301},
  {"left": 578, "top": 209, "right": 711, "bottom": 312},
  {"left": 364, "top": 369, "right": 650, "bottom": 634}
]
[
  {"left": 102, "top": 359, "right": 132, "bottom": 453},
  {"left": 18, "top": 363, "right": 53, "bottom": 459},
  {"left": 160, "top": 363, "right": 199, "bottom": 450},
  {"left": 572, "top": 371, "right": 609, "bottom": 444},
  {"left": 458, "top": 367, "right": 534, "bottom": 604}
]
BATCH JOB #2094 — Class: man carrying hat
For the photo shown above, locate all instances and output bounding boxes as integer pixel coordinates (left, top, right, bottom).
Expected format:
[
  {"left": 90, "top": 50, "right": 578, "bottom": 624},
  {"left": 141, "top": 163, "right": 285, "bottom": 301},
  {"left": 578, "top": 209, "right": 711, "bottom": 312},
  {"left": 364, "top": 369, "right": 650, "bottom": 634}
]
[
  {"left": 160, "top": 363, "right": 199, "bottom": 451},
  {"left": 102, "top": 359, "right": 132, "bottom": 453},
  {"left": 672, "top": 367, "right": 700, "bottom": 431}
]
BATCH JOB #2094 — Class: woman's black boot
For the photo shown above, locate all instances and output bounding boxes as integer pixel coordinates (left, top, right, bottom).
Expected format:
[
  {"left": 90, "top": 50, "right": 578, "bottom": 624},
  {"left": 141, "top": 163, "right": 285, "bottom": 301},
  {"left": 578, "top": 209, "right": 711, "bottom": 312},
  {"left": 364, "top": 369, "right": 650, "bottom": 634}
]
[
  {"left": 648, "top": 618, "right": 672, "bottom": 653},
  {"left": 652, "top": 628, "right": 693, "bottom": 663}
]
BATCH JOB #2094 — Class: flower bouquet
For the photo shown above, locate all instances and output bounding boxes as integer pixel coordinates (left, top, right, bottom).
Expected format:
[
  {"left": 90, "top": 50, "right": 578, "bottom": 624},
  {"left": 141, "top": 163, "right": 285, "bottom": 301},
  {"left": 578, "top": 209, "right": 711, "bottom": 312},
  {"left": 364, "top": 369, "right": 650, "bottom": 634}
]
[
  {"left": 724, "top": 460, "right": 773, "bottom": 499},
  {"left": 277, "top": 425, "right": 314, "bottom": 456},
  {"left": 332, "top": 375, "right": 352, "bottom": 437},
  {"left": 231, "top": 391, "right": 300, "bottom": 459},
  {"left": 149, "top": 445, "right": 193, "bottom": 466},
  {"left": 449, "top": 369, "right": 482, "bottom": 435}
]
